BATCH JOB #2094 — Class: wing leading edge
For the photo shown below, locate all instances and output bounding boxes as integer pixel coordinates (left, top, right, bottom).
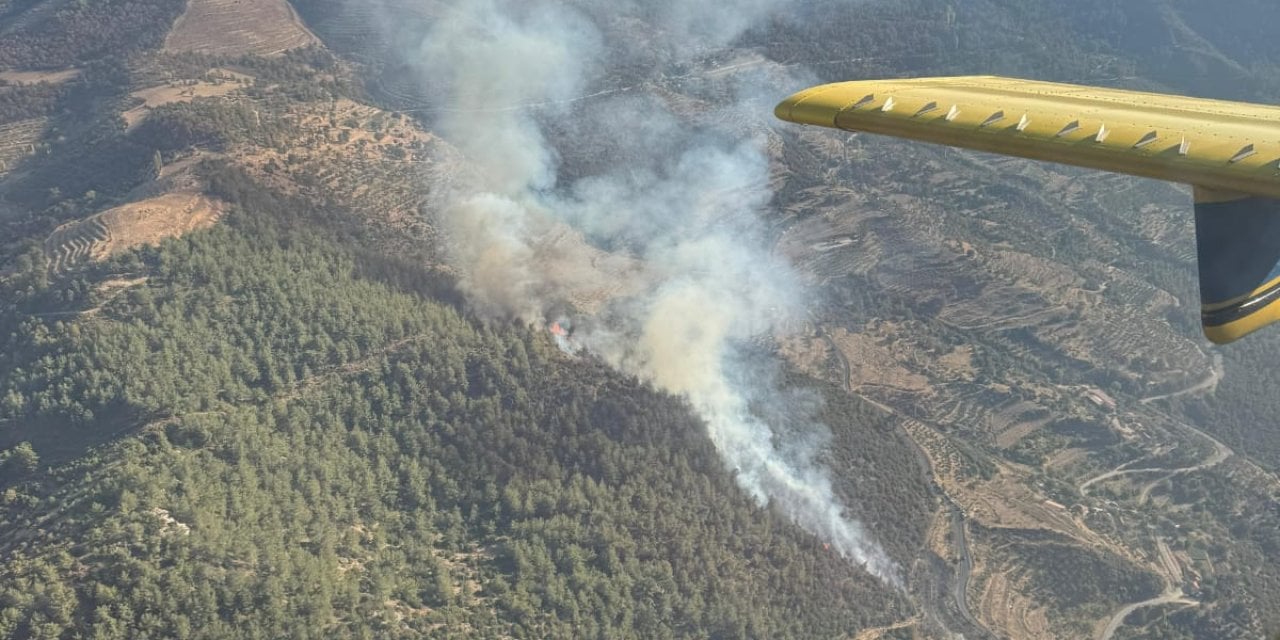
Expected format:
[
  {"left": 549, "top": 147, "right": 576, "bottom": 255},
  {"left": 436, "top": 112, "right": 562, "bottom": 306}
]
[{"left": 776, "top": 76, "right": 1280, "bottom": 343}]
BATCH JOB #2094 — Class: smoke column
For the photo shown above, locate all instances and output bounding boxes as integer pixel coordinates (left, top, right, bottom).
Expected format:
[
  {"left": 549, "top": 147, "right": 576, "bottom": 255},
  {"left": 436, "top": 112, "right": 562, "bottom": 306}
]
[{"left": 410, "top": 0, "right": 901, "bottom": 585}]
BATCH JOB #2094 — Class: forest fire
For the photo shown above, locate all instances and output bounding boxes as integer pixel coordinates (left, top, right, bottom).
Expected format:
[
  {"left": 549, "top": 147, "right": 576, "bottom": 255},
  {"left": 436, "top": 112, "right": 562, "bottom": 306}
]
[{"left": 548, "top": 318, "right": 577, "bottom": 354}]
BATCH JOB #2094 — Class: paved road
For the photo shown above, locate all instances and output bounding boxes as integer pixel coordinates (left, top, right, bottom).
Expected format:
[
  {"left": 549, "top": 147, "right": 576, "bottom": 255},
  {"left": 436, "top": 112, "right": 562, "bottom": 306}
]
[
  {"left": 822, "top": 323, "right": 994, "bottom": 639},
  {"left": 949, "top": 507, "right": 981, "bottom": 629}
]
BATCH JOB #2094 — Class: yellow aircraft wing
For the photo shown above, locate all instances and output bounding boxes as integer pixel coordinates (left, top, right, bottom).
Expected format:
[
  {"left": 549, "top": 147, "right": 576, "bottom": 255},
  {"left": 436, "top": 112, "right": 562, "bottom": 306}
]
[{"left": 776, "top": 76, "right": 1280, "bottom": 344}]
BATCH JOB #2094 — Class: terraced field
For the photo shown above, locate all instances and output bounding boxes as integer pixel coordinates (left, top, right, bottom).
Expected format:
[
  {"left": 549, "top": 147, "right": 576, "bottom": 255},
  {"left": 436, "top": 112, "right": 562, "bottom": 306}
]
[
  {"left": 973, "top": 564, "right": 1054, "bottom": 640},
  {"left": 940, "top": 286, "right": 1068, "bottom": 332},
  {"left": 44, "top": 215, "right": 110, "bottom": 274},
  {"left": 165, "top": 0, "right": 319, "bottom": 56},
  {"left": 230, "top": 97, "right": 467, "bottom": 247},
  {"left": 0, "top": 117, "right": 44, "bottom": 174},
  {"left": 44, "top": 193, "right": 225, "bottom": 275},
  {"left": 757, "top": 99, "right": 1279, "bottom": 636},
  {"left": 122, "top": 74, "right": 252, "bottom": 130}
]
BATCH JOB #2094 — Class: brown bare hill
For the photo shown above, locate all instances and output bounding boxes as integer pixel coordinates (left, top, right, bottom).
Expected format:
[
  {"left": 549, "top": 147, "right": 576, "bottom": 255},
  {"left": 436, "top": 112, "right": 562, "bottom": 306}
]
[{"left": 165, "top": 0, "right": 319, "bottom": 56}]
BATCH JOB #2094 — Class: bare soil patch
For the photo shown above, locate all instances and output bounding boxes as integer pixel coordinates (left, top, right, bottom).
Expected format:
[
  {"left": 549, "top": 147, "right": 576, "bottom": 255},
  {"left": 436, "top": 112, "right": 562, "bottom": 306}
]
[
  {"left": 775, "top": 332, "right": 833, "bottom": 381},
  {"left": 937, "top": 345, "right": 976, "bottom": 380},
  {"left": 828, "top": 326, "right": 931, "bottom": 393},
  {"left": 97, "top": 193, "right": 225, "bottom": 253},
  {"left": 123, "top": 76, "right": 251, "bottom": 129},
  {"left": 165, "top": 0, "right": 320, "bottom": 56},
  {"left": 0, "top": 69, "right": 80, "bottom": 85},
  {"left": 95, "top": 276, "right": 149, "bottom": 297}
]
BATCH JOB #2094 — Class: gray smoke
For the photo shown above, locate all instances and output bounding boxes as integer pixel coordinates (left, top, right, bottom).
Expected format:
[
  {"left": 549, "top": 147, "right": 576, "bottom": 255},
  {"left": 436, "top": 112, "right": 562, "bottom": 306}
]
[{"left": 411, "top": 0, "right": 901, "bottom": 585}]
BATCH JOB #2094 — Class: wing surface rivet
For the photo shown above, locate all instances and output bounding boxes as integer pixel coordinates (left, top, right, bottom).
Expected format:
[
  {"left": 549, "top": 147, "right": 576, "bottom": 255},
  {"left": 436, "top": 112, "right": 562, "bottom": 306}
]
[
  {"left": 1056, "top": 120, "right": 1080, "bottom": 137},
  {"left": 946, "top": 105, "right": 960, "bottom": 121},
  {"left": 1134, "top": 130, "right": 1159, "bottom": 148}
]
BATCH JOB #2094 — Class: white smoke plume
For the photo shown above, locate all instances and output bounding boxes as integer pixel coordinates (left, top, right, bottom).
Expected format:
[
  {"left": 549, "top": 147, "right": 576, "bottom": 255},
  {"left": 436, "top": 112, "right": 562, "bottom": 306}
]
[{"left": 409, "top": 0, "right": 901, "bottom": 585}]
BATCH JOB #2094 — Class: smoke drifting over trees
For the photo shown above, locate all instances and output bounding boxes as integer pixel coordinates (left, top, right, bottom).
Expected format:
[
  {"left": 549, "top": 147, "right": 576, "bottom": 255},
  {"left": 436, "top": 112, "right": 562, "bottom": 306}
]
[{"left": 407, "top": 0, "right": 900, "bottom": 584}]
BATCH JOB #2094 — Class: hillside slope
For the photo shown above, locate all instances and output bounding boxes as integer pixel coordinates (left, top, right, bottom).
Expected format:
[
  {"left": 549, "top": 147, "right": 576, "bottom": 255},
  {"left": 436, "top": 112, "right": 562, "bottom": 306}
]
[
  {"left": 0, "top": 169, "right": 930, "bottom": 638},
  {"left": 0, "top": 1, "right": 1278, "bottom": 639},
  {"left": 0, "top": 5, "right": 930, "bottom": 638}
]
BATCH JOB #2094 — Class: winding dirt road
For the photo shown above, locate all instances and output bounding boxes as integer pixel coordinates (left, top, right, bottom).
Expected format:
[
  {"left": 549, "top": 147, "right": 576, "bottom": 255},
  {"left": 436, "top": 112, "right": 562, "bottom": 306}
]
[
  {"left": 1095, "top": 588, "right": 1197, "bottom": 640},
  {"left": 1079, "top": 424, "right": 1232, "bottom": 496},
  {"left": 1096, "top": 538, "right": 1198, "bottom": 640},
  {"left": 1140, "top": 353, "right": 1223, "bottom": 405}
]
